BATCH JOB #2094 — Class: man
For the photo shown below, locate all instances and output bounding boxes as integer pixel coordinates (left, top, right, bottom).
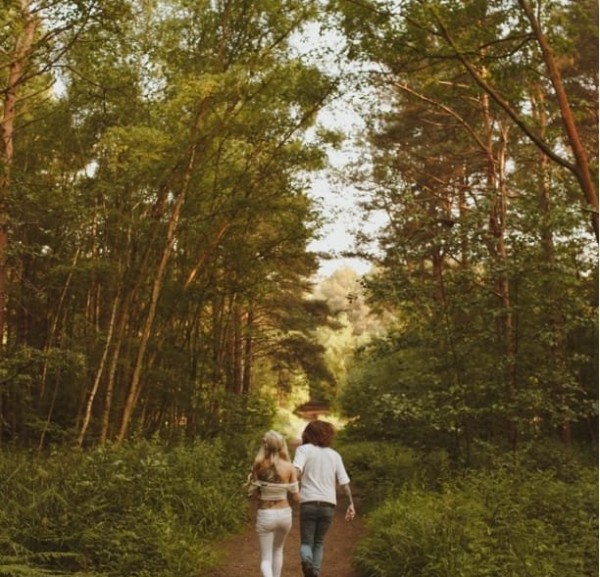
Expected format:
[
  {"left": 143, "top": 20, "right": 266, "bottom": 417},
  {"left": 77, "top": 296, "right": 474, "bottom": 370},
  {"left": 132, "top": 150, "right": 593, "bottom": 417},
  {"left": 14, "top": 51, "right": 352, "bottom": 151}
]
[{"left": 293, "top": 420, "right": 356, "bottom": 577}]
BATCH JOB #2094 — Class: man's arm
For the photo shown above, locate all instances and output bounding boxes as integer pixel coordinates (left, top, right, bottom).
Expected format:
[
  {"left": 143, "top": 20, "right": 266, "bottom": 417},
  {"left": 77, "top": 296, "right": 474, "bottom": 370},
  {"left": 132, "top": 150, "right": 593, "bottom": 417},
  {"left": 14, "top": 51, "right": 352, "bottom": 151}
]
[
  {"left": 288, "top": 466, "right": 300, "bottom": 505},
  {"left": 292, "top": 443, "right": 306, "bottom": 477},
  {"left": 341, "top": 483, "right": 355, "bottom": 521}
]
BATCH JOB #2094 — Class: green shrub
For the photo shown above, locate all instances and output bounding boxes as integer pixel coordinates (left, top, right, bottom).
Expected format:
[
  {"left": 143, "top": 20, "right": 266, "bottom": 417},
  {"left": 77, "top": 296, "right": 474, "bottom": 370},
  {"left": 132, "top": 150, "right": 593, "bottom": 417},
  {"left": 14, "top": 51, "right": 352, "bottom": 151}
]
[
  {"left": 466, "top": 439, "right": 597, "bottom": 477},
  {"left": 0, "top": 440, "right": 248, "bottom": 577},
  {"left": 354, "top": 464, "right": 598, "bottom": 577},
  {"left": 338, "top": 440, "right": 450, "bottom": 509}
]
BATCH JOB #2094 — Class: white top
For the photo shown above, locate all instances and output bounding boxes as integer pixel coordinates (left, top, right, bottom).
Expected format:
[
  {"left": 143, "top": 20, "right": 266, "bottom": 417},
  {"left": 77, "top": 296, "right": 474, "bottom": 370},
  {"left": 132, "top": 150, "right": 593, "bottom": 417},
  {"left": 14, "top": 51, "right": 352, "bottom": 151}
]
[
  {"left": 253, "top": 480, "right": 299, "bottom": 501},
  {"left": 292, "top": 444, "right": 350, "bottom": 505}
]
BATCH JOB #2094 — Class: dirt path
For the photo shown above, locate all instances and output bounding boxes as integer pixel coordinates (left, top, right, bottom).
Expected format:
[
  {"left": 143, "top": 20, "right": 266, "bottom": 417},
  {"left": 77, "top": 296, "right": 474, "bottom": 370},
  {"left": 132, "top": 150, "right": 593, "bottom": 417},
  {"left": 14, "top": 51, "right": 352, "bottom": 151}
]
[{"left": 207, "top": 500, "right": 365, "bottom": 577}]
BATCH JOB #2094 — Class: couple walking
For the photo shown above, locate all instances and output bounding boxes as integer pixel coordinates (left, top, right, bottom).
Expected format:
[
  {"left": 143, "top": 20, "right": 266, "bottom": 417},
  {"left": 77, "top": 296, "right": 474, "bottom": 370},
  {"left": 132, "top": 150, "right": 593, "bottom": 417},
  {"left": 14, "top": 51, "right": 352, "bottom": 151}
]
[{"left": 249, "top": 420, "right": 356, "bottom": 577}]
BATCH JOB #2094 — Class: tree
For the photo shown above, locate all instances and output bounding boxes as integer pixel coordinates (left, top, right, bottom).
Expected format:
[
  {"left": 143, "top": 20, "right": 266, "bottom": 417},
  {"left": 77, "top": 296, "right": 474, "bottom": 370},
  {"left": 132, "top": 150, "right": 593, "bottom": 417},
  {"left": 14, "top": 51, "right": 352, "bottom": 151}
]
[
  {"left": 333, "top": 0, "right": 598, "bottom": 236},
  {"left": 1, "top": 0, "right": 344, "bottom": 446},
  {"left": 332, "top": 0, "right": 598, "bottom": 454}
]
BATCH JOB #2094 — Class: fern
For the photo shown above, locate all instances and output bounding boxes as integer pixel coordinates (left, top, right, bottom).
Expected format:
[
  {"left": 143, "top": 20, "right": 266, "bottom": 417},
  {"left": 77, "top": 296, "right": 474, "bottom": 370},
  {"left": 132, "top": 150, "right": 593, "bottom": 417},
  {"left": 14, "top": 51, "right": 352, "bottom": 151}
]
[{"left": 0, "top": 441, "right": 247, "bottom": 577}]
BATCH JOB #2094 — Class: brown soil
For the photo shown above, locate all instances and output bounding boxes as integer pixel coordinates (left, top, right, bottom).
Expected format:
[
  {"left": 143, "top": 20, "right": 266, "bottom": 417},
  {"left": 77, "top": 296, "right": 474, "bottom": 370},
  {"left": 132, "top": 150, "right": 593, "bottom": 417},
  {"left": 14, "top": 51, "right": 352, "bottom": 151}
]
[{"left": 207, "top": 500, "right": 365, "bottom": 577}]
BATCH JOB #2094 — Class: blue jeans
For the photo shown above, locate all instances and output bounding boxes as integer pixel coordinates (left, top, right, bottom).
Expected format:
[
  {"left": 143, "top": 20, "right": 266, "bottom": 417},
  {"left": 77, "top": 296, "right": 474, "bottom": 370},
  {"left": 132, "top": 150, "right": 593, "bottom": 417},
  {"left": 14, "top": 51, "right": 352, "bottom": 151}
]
[{"left": 299, "top": 502, "right": 335, "bottom": 574}]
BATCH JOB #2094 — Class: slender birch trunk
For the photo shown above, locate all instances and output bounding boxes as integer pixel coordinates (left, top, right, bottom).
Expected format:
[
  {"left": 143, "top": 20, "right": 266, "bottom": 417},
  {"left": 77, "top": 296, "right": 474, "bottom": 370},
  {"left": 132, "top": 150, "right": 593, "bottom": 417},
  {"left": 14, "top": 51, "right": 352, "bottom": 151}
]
[
  {"left": 533, "top": 87, "right": 572, "bottom": 444},
  {"left": 115, "top": 185, "right": 190, "bottom": 443},
  {"left": 77, "top": 293, "right": 121, "bottom": 446},
  {"left": 40, "top": 247, "right": 81, "bottom": 400},
  {"left": 100, "top": 291, "right": 131, "bottom": 444},
  {"left": 232, "top": 301, "right": 243, "bottom": 394},
  {"left": 115, "top": 131, "right": 202, "bottom": 442},
  {"left": 242, "top": 306, "right": 254, "bottom": 394},
  {"left": 482, "top": 89, "right": 517, "bottom": 447}
]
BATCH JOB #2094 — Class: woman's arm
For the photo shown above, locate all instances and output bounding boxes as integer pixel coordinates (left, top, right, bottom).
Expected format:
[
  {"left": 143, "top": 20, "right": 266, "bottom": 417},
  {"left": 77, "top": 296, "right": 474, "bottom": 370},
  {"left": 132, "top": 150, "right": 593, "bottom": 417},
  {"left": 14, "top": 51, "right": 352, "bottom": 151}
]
[{"left": 287, "top": 464, "right": 300, "bottom": 504}]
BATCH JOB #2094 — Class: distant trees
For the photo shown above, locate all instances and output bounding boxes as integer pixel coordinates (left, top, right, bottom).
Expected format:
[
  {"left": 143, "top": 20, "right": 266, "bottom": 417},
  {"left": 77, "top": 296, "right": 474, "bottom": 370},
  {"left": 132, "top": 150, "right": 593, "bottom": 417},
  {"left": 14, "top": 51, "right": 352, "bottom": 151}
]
[{"left": 311, "top": 266, "right": 387, "bottom": 403}]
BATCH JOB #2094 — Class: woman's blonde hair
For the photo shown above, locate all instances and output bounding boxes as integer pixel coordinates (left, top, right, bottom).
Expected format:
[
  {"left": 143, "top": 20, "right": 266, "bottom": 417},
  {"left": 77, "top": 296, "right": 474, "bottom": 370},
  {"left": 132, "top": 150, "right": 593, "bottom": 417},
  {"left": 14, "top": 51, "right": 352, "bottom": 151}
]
[{"left": 253, "top": 430, "right": 290, "bottom": 469}]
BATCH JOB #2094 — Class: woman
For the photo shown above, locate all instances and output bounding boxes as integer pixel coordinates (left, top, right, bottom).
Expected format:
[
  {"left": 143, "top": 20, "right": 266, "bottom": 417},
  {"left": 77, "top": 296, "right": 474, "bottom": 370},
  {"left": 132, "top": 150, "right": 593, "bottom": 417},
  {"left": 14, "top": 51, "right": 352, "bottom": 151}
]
[
  {"left": 250, "top": 430, "right": 299, "bottom": 577},
  {"left": 292, "top": 420, "right": 355, "bottom": 577}
]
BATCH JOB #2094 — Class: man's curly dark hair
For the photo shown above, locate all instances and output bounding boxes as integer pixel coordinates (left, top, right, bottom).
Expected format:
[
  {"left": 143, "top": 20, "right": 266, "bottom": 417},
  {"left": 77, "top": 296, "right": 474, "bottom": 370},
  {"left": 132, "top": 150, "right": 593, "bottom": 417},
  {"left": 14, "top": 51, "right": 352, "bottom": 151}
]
[{"left": 301, "top": 420, "right": 335, "bottom": 447}]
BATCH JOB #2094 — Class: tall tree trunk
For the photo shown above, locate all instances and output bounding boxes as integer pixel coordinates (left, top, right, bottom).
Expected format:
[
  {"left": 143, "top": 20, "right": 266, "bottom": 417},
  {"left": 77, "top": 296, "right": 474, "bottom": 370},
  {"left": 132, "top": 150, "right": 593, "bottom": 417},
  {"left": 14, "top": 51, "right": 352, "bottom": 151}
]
[
  {"left": 482, "top": 89, "right": 517, "bottom": 447},
  {"left": 116, "top": 183, "right": 190, "bottom": 443},
  {"left": 232, "top": 301, "right": 243, "bottom": 394},
  {"left": 38, "top": 372, "right": 61, "bottom": 452},
  {"left": 114, "top": 91, "right": 218, "bottom": 442},
  {"left": 211, "top": 291, "right": 226, "bottom": 387},
  {"left": 518, "top": 0, "right": 598, "bottom": 240},
  {"left": 242, "top": 306, "right": 254, "bottom": 394},
  {"left": 115, "top": 88, "right": 216, "bottom": 443},
  {"left": 77, "top": 292, "right": 121, "bottom": 446},
  {"left": 0, "top": 1, "right": 38, "bottom": 350},
  {"left": 495, "top": 129, "right": 517, "bottom": 449},
  {"left": 533, "top": 87, "right": 572, "bottom": 444},
  {"left": 224, "top": 292, "right": 238, "bottom": 394},
  {"left": 434, "top": 4, "right": 598, "bottom": 239},
  {"left": 100, "top": 291, "right": 131, "bottom": 444}
]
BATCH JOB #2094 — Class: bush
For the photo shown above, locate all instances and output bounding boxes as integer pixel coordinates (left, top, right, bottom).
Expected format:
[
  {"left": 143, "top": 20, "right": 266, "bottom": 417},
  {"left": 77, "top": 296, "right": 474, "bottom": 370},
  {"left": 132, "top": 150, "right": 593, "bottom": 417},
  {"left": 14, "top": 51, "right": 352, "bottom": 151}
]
[
  {"left": 465, "top": 439, "right": 598, "bottom": 476},
  {"left": 0, "top": 440, "right": 249, "bottom": 577},
  {"left": 337, "top": 440, "right": 450, "bottom": 509},
  {"left": 354, "top": 463, "right": 598, "bottom": 577}
]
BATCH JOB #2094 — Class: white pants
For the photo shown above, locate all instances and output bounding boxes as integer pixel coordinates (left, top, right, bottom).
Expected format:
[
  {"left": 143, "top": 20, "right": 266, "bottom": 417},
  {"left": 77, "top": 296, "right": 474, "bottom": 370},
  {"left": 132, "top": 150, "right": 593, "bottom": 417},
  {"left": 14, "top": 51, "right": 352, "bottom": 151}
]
[{"left": 255, "top": 507, "right": 293, "bottom": 577}]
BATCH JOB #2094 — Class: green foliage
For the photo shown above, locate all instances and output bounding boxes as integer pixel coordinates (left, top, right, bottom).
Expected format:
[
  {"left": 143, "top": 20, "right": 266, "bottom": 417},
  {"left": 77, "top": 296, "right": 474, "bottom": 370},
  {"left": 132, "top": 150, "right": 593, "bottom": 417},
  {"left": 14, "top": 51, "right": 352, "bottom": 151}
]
[
  {"left": 331, "top": 0, "right": 598, "bottom": 460},
  {"left": 340, "top": 337, "right": 465, "bottom": 450},
  {"left": 337, "top": 439, "right": 450, "bottom": 509},
  {"left": 340, "top": 270, "right": 598, "bottom": 454},
  {"left": 207, "top": 391, "right": 276, "bottom": 462},
  {"left": 466, "top": 438, "right": 599, "bottom": 479},
  {"left": 0, "top": 346, "right": 87, "bottom": 444},
  {"left": 0, "top": 441, "right": 248, "bottom": 577},
  {"left": 2, "top": 0, "right": 337, "bottom": 448},
  {"left": 355, "top": 460, "right": 598, "bottom": 577},
  {"left": 192, "top": 388, "right": 274, "bottom": 433}
]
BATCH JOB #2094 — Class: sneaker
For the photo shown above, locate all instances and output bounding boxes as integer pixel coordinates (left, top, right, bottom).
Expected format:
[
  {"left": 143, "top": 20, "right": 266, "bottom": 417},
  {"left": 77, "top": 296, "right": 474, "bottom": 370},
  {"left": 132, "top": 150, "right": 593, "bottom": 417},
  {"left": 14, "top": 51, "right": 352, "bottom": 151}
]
[{"left": 301, "top": 560, "right": 314, "bottom": 577}]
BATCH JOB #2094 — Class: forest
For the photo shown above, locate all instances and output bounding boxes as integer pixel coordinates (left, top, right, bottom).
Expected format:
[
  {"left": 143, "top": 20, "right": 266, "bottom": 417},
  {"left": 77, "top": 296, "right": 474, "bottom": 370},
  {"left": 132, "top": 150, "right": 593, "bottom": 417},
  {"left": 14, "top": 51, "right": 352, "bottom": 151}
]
[{"left": 1, "top": 1, "right": 597, "bottom": 576}]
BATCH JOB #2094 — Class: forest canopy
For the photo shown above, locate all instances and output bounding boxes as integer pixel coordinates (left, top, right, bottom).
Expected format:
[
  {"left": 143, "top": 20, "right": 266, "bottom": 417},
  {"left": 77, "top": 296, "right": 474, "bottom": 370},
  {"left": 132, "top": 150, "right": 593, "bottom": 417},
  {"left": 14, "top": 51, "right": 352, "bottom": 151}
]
[{"left": 0, "top": 0, "right": 597, "bottom": 454}]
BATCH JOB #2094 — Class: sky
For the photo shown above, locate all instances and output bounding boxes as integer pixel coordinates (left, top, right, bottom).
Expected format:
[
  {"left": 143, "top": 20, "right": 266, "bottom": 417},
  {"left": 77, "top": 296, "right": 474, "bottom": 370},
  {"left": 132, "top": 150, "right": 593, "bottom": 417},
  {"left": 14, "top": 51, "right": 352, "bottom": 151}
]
[
  {"left": 306, "top": 99, "right": 387, "bottom": 280},
  {"left": 292, "top": 25, "right": 386, "bottom": 280}
]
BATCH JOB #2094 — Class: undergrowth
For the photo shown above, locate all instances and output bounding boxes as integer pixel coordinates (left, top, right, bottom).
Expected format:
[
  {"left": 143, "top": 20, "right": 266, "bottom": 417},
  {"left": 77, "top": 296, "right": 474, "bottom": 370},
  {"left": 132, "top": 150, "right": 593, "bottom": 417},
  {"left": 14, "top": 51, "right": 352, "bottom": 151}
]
[
  {"left": 0, "top": 440, "right": 249, "bottom": 577},
  {"left": 348, "top": 441, "right": 598, "bottom": 577}
]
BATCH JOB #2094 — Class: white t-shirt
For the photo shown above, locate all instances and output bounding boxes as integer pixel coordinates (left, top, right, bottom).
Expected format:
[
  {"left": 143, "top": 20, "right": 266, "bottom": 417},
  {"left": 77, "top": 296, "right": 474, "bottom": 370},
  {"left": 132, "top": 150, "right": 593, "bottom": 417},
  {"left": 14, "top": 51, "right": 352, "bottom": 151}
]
[{"left": 292, "top": 443, "right": 350, "bottom": 505}]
